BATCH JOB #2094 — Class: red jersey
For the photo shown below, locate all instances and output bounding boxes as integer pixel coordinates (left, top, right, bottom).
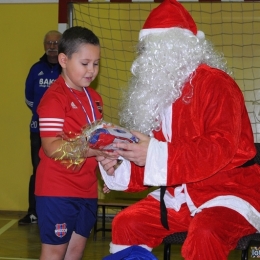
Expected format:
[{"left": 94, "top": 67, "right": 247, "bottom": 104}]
[{"left": 36, "top": 75, "right": 103, "bottom": 198}]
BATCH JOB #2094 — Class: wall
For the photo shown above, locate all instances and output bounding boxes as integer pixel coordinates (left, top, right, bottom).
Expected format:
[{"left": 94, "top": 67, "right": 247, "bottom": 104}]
[
  {"left": 0, "top": 2, "right": 148, "bottom": 212},
  {"left": 0, "top": 3, "right": 59, "bottom": 211},
  {"left": 0, "top": 1, "right": 259, "bottom": 211}
]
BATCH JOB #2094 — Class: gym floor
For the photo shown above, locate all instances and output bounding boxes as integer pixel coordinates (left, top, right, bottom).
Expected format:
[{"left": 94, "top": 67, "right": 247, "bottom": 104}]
[{"left": 0, "top": 211, "right": 247, "bottom": 260}]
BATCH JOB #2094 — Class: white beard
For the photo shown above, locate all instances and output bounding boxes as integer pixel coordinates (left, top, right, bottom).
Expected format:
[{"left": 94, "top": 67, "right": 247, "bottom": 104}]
[{"left": 119, "top": 28, "right": 229, "bottom": 135}]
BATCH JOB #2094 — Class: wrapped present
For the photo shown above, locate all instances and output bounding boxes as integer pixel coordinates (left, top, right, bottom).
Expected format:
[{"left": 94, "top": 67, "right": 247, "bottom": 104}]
[
  {"left": 83, "top": 119, "right": 139, "bottom": 151},
  {"left": 52, "top": 119, "right": 138, "bottom": 170}
]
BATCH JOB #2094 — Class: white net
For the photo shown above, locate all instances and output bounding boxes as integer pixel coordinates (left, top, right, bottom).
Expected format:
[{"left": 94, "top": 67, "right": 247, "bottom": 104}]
[{"left": 70, "top": 1, "right": 260, "bottom": 142}]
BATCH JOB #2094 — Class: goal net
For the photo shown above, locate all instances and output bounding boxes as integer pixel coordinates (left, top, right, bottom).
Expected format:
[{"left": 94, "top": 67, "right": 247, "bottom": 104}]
[{"left": 69, "top": 1, "right": 260, "bottom": 142}]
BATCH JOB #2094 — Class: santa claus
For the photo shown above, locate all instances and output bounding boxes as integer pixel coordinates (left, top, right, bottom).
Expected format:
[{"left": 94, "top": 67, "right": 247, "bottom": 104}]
[{"left": 97, "top": 0, "right": 260, "bottom": 259}]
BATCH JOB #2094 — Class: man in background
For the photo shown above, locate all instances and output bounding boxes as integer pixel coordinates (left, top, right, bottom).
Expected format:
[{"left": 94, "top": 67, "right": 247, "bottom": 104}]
[{"left": 19, "top": 30, "right": 62, "bottom": 225}]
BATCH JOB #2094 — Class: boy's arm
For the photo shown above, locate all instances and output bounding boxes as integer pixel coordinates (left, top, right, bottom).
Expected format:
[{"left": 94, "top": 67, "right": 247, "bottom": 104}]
[{"left": 42, "top": 136, "right": 115, "bottom": 161}]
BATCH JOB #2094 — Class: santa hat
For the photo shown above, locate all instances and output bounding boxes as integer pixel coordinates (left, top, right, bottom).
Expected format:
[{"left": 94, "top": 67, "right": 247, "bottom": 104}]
[{"left": 139, "top": 0, "right": 205, "bottom": 40}]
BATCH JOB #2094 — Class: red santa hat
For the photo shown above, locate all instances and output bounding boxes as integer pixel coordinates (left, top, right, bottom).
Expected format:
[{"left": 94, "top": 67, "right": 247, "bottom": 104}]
[{"left": 139, "top": 0, "right": 205, "bottom": 40}]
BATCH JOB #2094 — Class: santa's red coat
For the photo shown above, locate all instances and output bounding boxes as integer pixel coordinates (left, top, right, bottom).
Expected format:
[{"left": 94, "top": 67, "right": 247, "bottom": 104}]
[{"left": 100, "top": 64, "right": 260, "bottom": 258}]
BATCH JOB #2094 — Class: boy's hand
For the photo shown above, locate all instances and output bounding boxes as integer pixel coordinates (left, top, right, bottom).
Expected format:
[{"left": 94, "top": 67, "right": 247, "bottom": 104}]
[
  {"left": 96, "top": 155, "right": 118, "bottom": 176},
  {"left": 103, "top": 183, "right": 110, "bottom": 193}
]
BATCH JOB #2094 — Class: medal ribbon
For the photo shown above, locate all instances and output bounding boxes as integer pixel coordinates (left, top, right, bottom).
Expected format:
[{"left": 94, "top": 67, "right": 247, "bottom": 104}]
[{"left": 66, "top": 83, "right": 96, "bottom": 125}]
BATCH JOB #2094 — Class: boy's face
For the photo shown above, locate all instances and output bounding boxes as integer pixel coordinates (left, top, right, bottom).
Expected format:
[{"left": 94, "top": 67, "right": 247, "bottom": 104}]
[{"left": 60, "top": 43, "right": 100, "bottom": 91}]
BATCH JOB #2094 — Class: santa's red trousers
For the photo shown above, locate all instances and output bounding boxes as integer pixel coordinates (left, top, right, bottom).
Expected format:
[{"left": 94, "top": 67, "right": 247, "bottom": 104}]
[{"left": 111, "top": 195, "right": 256, "bottom": 260}]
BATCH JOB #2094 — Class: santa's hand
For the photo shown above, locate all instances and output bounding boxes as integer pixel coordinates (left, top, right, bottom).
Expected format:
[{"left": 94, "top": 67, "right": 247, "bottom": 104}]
[
  {"left": 113, "top": 130, "right": 150, "bottom": 166},
  {"left": 96, "top": 155, "right": 118, "bottom": 176}
]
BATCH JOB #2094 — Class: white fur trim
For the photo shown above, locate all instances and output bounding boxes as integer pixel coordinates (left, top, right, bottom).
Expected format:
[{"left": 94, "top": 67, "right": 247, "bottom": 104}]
[
  {"left": 139, "top": 27, "right": 205, "bottom": 40},
  {"left": 183, "top": 184, "right": 200, "bottom": 213},
  {"left": 196, "top": 30, "right": 205, "bottom": 40},
  {"left": 150, "top": 185, "right": 260, "bottom": 232},
  {"left": 144, "top": 138, "right": 168, "bottom": 186},
  {"left": 161, "top": 105, "right": 172, "bottom": 142},
  {"left": 191, "top": 195, "right": 260, "bottom": 231},
  {"left": 109, "top": 242, "right": 152, "bottom": 254},
  {"left": 150, "top": 186, "right": 186, "bottom": 211},
  {"left": 98, "top": 156, "right": 131, "bottom": 191}
]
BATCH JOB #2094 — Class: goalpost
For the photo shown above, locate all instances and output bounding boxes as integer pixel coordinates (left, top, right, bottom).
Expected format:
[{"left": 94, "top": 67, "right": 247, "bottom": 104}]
[
  {"left": 66, "top": 1, "right": 260, "bottom": 142},
  {"left": 62, "top": 0, "right": 260, "bottom": 204}
]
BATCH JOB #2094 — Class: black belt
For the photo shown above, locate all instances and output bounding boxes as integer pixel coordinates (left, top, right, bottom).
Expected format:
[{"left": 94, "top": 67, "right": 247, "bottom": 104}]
[
  {"left": 160, "top": 186, "right": 169, "bottom": 230},
  {"left": 238, "top": 158, "right": 255, "bottom": 167}
]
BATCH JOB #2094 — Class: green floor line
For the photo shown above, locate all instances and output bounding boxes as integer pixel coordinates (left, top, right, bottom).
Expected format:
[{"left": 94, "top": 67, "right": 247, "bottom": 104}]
[{"left": 0, "top": 219, "right": 17, "bottom": 235}]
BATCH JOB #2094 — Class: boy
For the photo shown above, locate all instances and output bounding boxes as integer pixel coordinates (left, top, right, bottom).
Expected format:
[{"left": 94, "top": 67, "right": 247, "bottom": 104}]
[{"left": 36, "top": 26, "right": 108, "bottom": 260}]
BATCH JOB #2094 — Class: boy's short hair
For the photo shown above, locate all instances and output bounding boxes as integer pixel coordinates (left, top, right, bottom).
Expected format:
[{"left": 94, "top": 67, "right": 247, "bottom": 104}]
[{"left": 59, "top": 26, "right": 100, "bottom": 58}]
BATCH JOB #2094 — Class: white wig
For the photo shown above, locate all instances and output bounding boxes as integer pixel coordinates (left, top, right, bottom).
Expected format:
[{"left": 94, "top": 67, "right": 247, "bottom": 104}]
[{"left": 119, "top": 28, "right": 230, "bottom": 135}]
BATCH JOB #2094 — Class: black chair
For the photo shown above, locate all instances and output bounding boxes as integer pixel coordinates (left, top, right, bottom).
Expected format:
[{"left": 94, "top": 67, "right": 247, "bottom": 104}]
[{"left": 163, "top": 143, "right": 260, "bottom": 260}]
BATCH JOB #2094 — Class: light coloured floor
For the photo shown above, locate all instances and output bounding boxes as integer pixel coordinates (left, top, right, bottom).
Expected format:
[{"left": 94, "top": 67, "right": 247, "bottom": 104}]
[{"left": 0, "top": 211, "right": 254, "bottom": 260}]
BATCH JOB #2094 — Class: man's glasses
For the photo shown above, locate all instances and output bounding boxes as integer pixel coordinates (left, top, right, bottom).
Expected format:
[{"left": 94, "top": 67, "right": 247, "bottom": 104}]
[{"left": 45, "top": 41, "right": 59, "bottom": 46}]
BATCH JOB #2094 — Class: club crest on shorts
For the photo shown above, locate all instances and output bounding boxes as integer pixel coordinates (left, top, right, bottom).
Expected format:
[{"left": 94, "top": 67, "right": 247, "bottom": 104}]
[{"left": 54, "top": 223, "right": 67, "bottom": 238}]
